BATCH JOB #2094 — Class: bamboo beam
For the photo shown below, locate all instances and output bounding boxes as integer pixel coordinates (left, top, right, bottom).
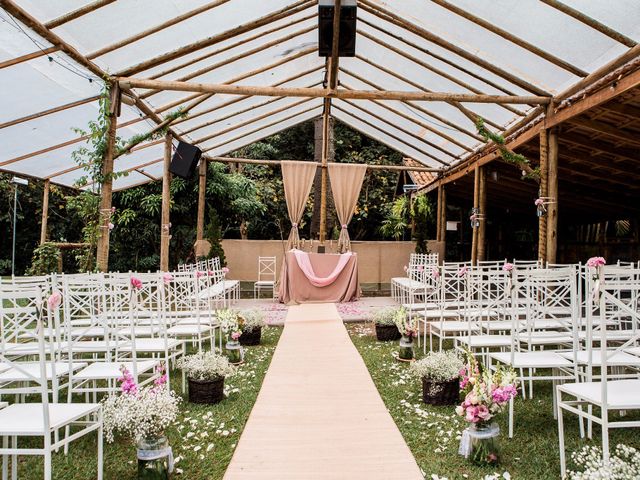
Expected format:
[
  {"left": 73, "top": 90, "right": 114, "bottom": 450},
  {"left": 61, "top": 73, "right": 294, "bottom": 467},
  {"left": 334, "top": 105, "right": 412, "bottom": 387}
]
[
  {"left": 540, "top": 0, "right": 636, "bottom": 48},
  {"left": 431, "top": 0, "right": 587, "bottom": 77},
  {"left": 44, "top": 0, "right": 115, "bottom": 29},
  {"left": 538, "top": 129, "right": 548, "bottom": 264},
  {"left": 207, "top": 156, "right": 440, "bottom": 172},
  {"left": 568, "top": 117, "right": 640, "bottom": 146},
  {"left": 0, "top": 46, "right": 60, "bottom": 69},
  {"left": 471, "top": 166, "right": 479, "bottom": 264},
  {"left": 115, "top": 0, "right": 314, "bottom": 76},
  {"left": 358, "top": 0, "right": 550, "bottom": 96},
  {"left": 477, "top": 167, "right": 487, "bottom": 261},
  {"left": 357, "top": 29, "right": 527, "bottom": 118},
  {"left": 0, "top": 95, "right": 99, "bottom": 130},
  {"left": 40, "top": 179, "right": 50, "bottom": 245},
  {"left": 96, "top": 88, "right": 118, "bottom": 272},
  {"left": 327, "top": 0, "right": 342, "bottom": 90},
  {"left": 88, "top": 0, "right": 230, "bottom": 59},
  {"left": 196, "top": 159, "right": 207, "bottom": 254},
  {"left": 319, "top": 102, "right": 331, "bottom": 243},
  {"left": 117, "top": 77, "right": 551, "bottom": 104},
  {"left": 149, "top": 12, "right": 317, "bottom": 81},
  {"left": 546, "top": 128, "right": 559, "bottom": 263},
  {"left": 160, "top": 134, "right": 172, "bottom": 271}
]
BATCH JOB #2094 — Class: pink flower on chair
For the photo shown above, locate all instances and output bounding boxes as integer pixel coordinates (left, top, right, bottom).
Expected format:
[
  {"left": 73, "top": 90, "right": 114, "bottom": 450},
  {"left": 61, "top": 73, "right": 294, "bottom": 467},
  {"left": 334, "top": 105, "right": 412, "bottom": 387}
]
[
  {"left": 222, "top": 267, "right": 230, "bottom": 275},
  {"left": 432, "top": 266, "right": 440, "bottom": 280},
  {"left": 196, "top": 271, "right": 204, "bottom": 278},
  {"left": 403, "top": 265, "right": 408, "bottom": 273},
  {"left": 586, "top": 256, "right": 606, "bottom": 268},
  {"left": 502, "top": 262, "right": 514, "bottom": 272},
  {"left": 47, "top": 291, "right": 62, "bottom": 311},
  {"left": 162, "top": 273, "right": 173, "bottom": 284},
  {"left": 130, "top": 277, "right": 142, "bottom": 290},
  {"left": 458, "top": 266, "right": 469, "bottom": 277},
  {"left": 207, "top": 270, "right": 214, "bottom": 276}
]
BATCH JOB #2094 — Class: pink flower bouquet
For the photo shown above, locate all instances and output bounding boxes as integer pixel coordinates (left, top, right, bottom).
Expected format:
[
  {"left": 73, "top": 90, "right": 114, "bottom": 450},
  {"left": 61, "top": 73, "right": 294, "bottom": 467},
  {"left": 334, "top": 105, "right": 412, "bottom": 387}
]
[{"left": 586, "top": 256, "right": 606, "bottom": 268}]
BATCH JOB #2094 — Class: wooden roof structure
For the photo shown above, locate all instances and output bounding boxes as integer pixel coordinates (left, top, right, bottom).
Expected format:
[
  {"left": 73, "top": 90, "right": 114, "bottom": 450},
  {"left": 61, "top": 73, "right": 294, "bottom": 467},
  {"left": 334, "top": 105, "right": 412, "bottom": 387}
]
[{"left": 1, "top": 0, "right": 639, "bottom": 192}]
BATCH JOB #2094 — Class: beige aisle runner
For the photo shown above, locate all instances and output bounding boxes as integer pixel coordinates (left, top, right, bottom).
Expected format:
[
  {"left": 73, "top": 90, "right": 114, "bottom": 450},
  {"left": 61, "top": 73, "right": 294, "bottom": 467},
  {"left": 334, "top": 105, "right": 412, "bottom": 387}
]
[{"left": 224, "top": 303, "right": 423, "bottom": 479}]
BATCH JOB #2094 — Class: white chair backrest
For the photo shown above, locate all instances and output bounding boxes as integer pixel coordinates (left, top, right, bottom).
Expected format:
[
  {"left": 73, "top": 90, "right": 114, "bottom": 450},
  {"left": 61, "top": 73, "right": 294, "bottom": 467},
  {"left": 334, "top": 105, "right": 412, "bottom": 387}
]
[{"left": 258, "top": 256, "right": 277, "bottom": 282}]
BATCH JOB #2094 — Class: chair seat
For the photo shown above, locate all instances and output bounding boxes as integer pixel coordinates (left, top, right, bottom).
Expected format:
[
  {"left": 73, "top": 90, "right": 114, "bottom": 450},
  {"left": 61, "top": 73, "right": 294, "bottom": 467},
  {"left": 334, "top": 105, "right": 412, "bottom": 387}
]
[
  {"left": 0, "top": 362, "right": 87, "bottom": 382},
  {"left": 119, "top": 338, "right": 183, "bottom": 352},
  {"left": 255, "top": 280, "right": 275, "bottom": 286},
  {"left": 558, "top": 380, "right": 640, "bottom": 409},
  {"left": 418, "top": 309, "right": 459, "bottom": 319},
  {"left": 518, "top": 331, "right": 575, "bottom": 346},
  {"left": 167, "top": 324, "right": 213, "bottom": 336},
  {"left": 456, "top": 335, "right": 512, "bottom": 348},
  {"left": 74, "top": 360, "right": 158, "bottom": 380},
  {"left": 559, "top": 350, "right": 640, "bottom": 367},
  {"left": 0, "top": 403, "right": 101, "bottom": 436},
  {"left": 490, "top": 351, "right": 573, "bottom": 368},
  {"left": 60, "top": 340, "right": 111, "bottom": 353},
  {"left": 2, "top": 342, "right": 42, "bottom": 356},
  {"left": 428, "top": 321, "right": 481, "bottom": 333}
]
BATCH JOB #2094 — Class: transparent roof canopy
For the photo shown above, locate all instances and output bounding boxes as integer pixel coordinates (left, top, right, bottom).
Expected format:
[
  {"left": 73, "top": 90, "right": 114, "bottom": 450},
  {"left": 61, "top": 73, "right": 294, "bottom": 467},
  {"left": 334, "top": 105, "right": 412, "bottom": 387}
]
[{"left": 1, "top": 0, "right": 638, "bottom": 191}]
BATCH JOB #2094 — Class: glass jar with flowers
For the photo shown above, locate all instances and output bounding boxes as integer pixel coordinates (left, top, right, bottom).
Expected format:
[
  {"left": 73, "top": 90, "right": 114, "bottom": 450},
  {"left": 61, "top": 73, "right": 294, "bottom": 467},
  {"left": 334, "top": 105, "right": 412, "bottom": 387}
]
[
  {"left": 238, "top": 309, "right": 266, "bottom": 346},
  {"left": 102, "top": 365, "right": 181, "bottom": 480},
  {"left": 371, "top": 307, "right": 401, "bottom": 341},
  {"left": 410, "top": 350, "right": 464, "bottom": 405},
  {"left": 218, "top": 309, "right": 244, "bottom": 364},
  {"left": 456, "top": 352, "right": 518, "bottom": 466},
  {"left": 178, "top": 351, "right": 236, "bottom": 404},
  {"left": 393, "top": 307, "right": 417, "bottom": 361}
]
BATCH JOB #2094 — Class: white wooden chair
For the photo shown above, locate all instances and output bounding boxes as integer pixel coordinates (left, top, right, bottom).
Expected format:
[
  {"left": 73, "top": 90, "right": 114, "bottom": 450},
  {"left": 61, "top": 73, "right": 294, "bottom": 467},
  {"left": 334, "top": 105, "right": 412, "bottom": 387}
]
[
  {"left": 0, "top": 287, "right": 103, "bottom": 480},
  {"left": 254, "top": 256, "right": 277, "bottom": 300}
]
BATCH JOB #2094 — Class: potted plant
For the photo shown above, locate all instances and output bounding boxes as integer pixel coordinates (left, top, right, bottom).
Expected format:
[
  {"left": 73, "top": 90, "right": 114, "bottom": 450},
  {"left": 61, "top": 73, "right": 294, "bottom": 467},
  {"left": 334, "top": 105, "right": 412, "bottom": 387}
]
[
  {"left": 410, "top": 350, "right": 464, "bottom": 405},
  {"left": 178, "top": 351, "right": 236, "bottom": 404},
  {"left": 371, "top": 307, "right": 401, "bottom": 341},
  {"left": 102, "top": 366, "right": 181, "bottom": 480},
  {"left": 217, "top": 309, "right": 244, "bottom": 364},
  {"left": 456, "top": 352, "right": 518, "bottom": 466},
  {"left": 394, "top": 307, "right": 418, "bottom": 361},
  {"left": 238, "top": 309, "right": 266, "bottom": 346}
]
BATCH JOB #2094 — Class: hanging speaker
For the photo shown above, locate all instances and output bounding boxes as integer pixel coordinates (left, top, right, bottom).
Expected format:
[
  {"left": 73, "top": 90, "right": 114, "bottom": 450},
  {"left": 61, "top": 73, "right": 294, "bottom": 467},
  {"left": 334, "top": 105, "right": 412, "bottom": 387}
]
[
  {"left": 318, "top": 0, "right": 357, "bottom": 57},
  {"left": 169, "top": 141, "right": 202, "bottom": 179}
]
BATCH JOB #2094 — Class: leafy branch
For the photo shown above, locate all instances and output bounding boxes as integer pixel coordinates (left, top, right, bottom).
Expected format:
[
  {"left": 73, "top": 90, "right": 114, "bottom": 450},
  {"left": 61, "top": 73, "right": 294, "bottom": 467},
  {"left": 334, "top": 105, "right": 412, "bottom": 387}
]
[{"left": 475, "top": 117, "right": 540, "bottom": 182}]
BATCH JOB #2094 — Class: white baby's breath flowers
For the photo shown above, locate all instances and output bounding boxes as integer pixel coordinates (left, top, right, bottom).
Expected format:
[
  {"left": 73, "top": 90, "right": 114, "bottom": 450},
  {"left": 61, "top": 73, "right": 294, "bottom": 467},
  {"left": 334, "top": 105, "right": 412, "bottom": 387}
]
[
  {"left": 409, "top": 350, "right": 464, "bottom": 382},
  {"left": 569, "top": 444, "right": 640, "bottom": 480},
  {"left": 217, "top": 308, "right": 240, "bottom": 334},
  {"left": 369, "top": 306, "right": 397, "bottom": 326},
  {"left": 177, "top": 351, "right": 236, "bottom": 381},
  {"left": 239, "top": 309, "right": 266, "bottom": 331}
]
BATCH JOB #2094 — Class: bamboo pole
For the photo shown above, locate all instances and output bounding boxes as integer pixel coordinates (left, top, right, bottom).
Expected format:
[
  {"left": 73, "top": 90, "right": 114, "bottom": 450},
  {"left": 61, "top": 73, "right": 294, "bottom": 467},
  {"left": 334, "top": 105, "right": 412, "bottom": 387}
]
[
  {"left": 195, "top": 158, "right": 207, "bottom": 256},
  {"left": 0, "top": 46, "right": 60, "bottom": 69},
  {"left": 477, "top": 167, "right": 487, "bottom": 261},
  {"left": 44, "top": 0, "right": 115, "bottom": 29},
  {"left": 115, "top": 0, "right": 314, "bottom": 76},
  {"left": 160, "top": 134, "right": 172, "bottom": 271},
  {"left": 471, "top": 166, "right": 480, "bottom": 264},
  {"left": 328, "top": 0, "right": 342, "bottom": 90},
  {"left": 538, "top": 129, "right": 549, "bottom": 264},
  {"left": 440, "top": 186, "right": 447, "bottom": 261},
  {"left": 40, "top": 179, "right": 50, "bottom": 245},
  {"left": 319, "top": 102, "right": 331, "bottom": 243},
  {"left": 436, "top": 185, "right": 443, "bottom": 242},
  {"left": 96, "top": 88, "right": 118, "bottom": 273},
  {"left": 546, "top": 128, "right": 559, "bottom": 263},
  {"left": 117, "top": 77, "right": 552, "bottom": 104}
]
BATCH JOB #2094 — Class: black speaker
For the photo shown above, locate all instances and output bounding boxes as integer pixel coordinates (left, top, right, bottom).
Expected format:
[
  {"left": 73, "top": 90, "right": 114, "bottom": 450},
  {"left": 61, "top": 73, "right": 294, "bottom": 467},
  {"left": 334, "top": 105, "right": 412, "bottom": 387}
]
[
  {"left": 169, "top": 141, "right": 202, "bottom": 179},
  {"left": 318, "top": 0, "right": 357, "bottom": 57}
]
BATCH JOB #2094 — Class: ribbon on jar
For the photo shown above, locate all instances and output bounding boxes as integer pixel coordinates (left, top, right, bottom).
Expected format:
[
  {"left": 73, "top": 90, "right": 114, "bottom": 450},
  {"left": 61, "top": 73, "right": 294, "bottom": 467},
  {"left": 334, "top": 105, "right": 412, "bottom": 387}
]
[{"left": 137, "top": 445, "right": 174, "bottom": 473}]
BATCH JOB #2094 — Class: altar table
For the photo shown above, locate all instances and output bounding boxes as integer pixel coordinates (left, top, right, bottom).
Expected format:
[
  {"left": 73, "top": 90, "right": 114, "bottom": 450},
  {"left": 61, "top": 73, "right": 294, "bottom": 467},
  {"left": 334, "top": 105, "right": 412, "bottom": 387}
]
[{"left": 278, "top": 250, "right": 360, "bottom": 304}]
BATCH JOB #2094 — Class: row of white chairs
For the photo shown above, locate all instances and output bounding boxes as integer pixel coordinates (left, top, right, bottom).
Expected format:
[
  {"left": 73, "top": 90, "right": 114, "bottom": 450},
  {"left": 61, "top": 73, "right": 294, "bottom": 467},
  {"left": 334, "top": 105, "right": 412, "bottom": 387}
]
[{"left": 178, "top": 256, "right": 240, "bottom": 304}]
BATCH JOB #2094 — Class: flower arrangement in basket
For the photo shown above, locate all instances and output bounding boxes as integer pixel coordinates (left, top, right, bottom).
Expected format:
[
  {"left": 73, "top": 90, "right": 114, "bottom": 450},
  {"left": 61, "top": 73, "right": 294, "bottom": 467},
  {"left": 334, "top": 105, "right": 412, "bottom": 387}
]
[
  {"left": 102, "top": 365, "right": 181, "bottom": 480},
  {"left": 238, "top": 309, "right": 266, "bottom": 346},
  {"left": 178, "top": 351, "right": 236, "bottom": 404},
  {"left": 456, "top": 352, "right": 518, "bottom": 466},
  {"left": 393, "top": 307, "right": 418, "bottom": 361},
  {"left": 217, "top": 309, "right": 244, "bottom": 364},
  {"left": 370, "top": 307, "right": 401, "bottom": 341},
  {"left": 410, "top": 350, "right": 464, "bottom": 405}
]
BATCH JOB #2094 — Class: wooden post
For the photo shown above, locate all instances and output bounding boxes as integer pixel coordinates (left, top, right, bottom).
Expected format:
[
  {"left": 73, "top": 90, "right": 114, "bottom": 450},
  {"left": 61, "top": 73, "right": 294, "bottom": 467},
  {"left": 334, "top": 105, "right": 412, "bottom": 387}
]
[
  {"left": 436, "top": 185, "right": 447, "bottom": 262},
  {"left": 538, "top": 129, "right": 549, "bottom": 264},
  {"left": 477, "top": 167, "right": 487, "bottom": 262},
  {"left": 436, "top": 185, "right": 443, "bottom": 242},
  {"left": 546, "top": 128, "right": 559, "bottom": 263},
  {"left": 471, "top": 166, "right": 480, "bottom": 264},
  {"left": 196, "top": 158, "right": 207, "bottom": 256},
  {"left": 319, "top": 104, "right": 331, "bottom": 243},
  {"left": 160, "top": 133, "right": 172, "bottom": 271},
  {"left": 96, "top": 87, "right": 118, "bottom": 273},
  {"left": 40, "top": 179, "right": 50, "bottom": 245}
]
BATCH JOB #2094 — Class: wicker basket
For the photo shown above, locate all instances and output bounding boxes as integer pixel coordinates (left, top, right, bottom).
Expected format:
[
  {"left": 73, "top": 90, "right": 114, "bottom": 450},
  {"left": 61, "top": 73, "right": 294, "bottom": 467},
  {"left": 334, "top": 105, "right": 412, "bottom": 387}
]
[
  {"left": 375, "top": 324, "right": 401, "bottom": 341},
  {"left": 188, "top": 377, "right": 225, "bottom": 404},
  {"left": 239, "top": 327, "right": 262, "bottom": 346},
  {"left": 422, "top": 377, "right": 460, "bottom": 406}
]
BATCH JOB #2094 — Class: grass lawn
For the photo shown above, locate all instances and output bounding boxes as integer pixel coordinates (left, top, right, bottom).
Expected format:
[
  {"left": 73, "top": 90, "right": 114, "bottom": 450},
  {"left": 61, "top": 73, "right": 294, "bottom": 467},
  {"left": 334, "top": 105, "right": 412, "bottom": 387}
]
[
  {"left": 347, "top": 323, "right": 640, "bottom": 480},
  {"left": 15, "top": 326, "right": 282, "bottom": 480}
]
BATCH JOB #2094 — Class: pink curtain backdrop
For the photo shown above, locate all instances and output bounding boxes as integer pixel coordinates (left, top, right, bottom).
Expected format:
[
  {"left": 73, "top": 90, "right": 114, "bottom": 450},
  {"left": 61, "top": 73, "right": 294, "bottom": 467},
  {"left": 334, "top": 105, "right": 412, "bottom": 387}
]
[
  {"left": 281, "top": 161, "right": 317, "bottom": 250},
  {"left": 327, "top": 163, "right": 367, "bottom": 253},
  {"left": 292, "top": 249, "right": 353, "bottom": 287}
]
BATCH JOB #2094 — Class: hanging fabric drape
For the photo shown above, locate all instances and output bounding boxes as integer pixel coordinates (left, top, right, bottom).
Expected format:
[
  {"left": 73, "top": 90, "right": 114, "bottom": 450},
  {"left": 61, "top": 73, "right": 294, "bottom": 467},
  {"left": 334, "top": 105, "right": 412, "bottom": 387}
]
[
  {"left": 327, "top": 163, "right": 367, "bottom": 253},
  {"left": 281, "top": 161, "right": 317, "bottom": 250}
]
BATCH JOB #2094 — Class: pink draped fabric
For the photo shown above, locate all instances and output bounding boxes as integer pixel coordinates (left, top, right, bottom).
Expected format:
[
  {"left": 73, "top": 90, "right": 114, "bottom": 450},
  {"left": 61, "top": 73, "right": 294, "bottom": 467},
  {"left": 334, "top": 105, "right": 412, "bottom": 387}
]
[{"left": 292, "top": 249, "right": 353, "bottom": 287}]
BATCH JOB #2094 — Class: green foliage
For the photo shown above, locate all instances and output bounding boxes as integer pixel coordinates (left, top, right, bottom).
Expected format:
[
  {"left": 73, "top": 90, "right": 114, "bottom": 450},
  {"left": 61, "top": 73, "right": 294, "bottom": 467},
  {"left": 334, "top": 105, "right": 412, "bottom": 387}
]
[
  {"left": 475, "top": 117, "right": 540, "bottom": 182},
  {"left": 380, "top": 196, "right": 410, "bottom": 240},
  {"left": 380, "top": 195, "right": 434, "bottom": 252},
  {"left": 117, "top": 107, "right": 187, "bottom": 156},
  {"left": 412, "top": 195, "right": 434, "bottom": 254},
  {"left": 204, "top": 209, "right": 226, "bottom": 266},
  {"left": 27, "top": 242, "right": 61, "bottom": 275},
  {"left": 65, "top": 190, "right": 101, "bottom": 271}
]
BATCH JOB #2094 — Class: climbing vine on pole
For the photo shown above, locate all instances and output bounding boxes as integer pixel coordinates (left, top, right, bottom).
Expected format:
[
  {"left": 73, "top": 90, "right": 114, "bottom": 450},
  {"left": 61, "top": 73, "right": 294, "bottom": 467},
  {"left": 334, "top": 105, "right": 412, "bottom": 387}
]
[{"left": 475, "top": 117, "right": 540, "bottom": 182}]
